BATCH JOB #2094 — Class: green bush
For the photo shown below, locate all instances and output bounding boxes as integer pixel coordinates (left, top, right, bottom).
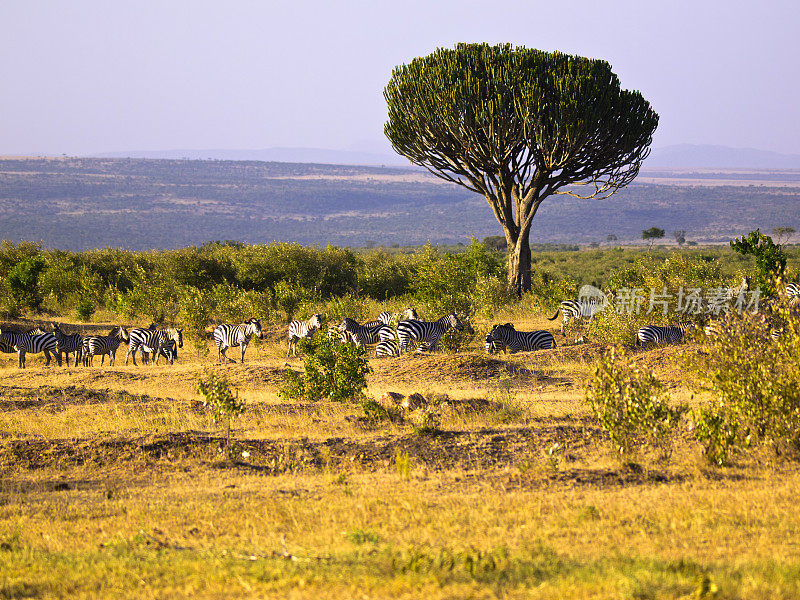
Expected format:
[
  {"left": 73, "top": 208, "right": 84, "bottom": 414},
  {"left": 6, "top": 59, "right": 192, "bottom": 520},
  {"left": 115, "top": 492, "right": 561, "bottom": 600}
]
[
  {"left": 730, "top": 229, "right": 786, "bottom": 296},
  {"left": 6, "top": 255, "right": 47, "bottom": 312},
  {"left": 179, "top": 286, "right": 214, "bottom": 355},
  {"left": 686, "top": 308, "right": 800, "bottom": 462},
  {"left": 280, "top": 334, "right": 371, "bottom": 403},
  {"left": 586, "top": 347, "right": 687, "bottom": 456},
  {"left": 195, "top": 370, "right": 245, "bottom": 444}
]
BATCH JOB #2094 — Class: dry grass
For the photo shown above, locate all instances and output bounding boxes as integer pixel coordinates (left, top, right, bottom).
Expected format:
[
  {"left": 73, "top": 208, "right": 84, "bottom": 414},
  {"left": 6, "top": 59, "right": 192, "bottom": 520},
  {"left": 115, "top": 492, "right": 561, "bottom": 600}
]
[{"left": 0, "top": 318, "right": 798, "bottom": 598}]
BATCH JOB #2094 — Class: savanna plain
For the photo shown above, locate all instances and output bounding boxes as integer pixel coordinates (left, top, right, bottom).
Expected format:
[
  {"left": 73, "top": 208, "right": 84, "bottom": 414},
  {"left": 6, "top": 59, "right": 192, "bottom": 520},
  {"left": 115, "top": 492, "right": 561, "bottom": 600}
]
[{"left": 2, "top": 246, "right": 800, "bottom": 599}]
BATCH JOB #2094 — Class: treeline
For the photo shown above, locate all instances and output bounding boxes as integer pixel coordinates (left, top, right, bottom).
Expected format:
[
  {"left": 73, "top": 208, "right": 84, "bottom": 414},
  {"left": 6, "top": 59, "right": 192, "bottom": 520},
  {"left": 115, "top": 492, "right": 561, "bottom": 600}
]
[{"left": 2, "top": 239, "right": 798, "bottom": 329}]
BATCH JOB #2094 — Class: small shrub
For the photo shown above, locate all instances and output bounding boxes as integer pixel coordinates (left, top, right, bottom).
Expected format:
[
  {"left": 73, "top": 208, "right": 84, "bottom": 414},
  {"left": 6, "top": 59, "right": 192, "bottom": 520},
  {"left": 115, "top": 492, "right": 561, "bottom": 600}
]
[
  {"left": 730, "top": 229, "right": 786, "bottom": 296},
  {"left": 693, "top": 406, "right": 739, "bottom": 466},
  {"left": 413, "top": 407, "right": 441, "bottom": 436},
  {"left": 586, "top": 347, "right": 687, "bottom": 456},
  {"left": 195, "top": 371, "right": 245, "bottom": 445},
  {"left": 394, "top": 448, "right": 411, "bottom": 480},
  {"left": 280, "top": 334, "right": 371, "bottom": 403}
]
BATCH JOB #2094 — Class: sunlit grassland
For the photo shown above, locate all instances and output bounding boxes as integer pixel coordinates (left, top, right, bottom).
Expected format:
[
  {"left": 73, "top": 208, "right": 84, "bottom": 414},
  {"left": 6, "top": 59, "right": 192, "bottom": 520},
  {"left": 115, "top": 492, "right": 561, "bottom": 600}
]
[{"left": 1, "top": 309, "right": 798, "bottom": 598}]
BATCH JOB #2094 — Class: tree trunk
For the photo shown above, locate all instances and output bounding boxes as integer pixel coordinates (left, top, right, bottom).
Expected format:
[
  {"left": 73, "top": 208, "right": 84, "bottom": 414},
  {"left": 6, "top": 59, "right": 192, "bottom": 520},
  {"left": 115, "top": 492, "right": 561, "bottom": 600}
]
[{"left": 506, "top": 231, "right": 532, "bottom": 296}]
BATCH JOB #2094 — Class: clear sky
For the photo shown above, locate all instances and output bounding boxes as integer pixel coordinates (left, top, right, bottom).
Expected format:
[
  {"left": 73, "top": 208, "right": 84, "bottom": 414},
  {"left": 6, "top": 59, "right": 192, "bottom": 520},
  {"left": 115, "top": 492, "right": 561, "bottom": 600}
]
[{"left": 1, "top": 0, "right": 798, "bottom": 156}]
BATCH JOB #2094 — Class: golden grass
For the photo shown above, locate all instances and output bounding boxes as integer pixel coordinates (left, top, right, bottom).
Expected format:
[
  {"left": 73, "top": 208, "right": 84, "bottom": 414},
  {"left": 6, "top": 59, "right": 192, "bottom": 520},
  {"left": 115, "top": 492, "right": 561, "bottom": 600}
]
[{"left": 0, "top": 318, "right": 797, "bottom": 598}]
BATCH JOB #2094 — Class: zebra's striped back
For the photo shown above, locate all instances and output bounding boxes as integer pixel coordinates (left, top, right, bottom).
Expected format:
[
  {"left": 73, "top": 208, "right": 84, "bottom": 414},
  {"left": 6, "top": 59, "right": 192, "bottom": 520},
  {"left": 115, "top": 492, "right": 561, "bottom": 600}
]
[
  {"left": 637, "top": 323, "right": 695, "bottom": 346},
  {"left": 52, "top": 325, "right": 82, "bottom": 367},
  {"left": 288, "top": 314, "right": 323, "bottom": 356},
  {"left": 213, "top": 318, "right": 262, "bottom": 363},
  {"left": 0, "top": 329, "right": 16, "bottom": 353},
  {"left": 548, "top": 299, "right": 604, "bottom": 331},
  {"left": 377, "top": 308, "right": 419, "bottom": 326},
  {"left": 397, "top": 313, "right": 463, "bottom": 353},
  {"left": 375, "top": 339, "right": 400, "bottom": 357},
  {"left": 487, "top": 324, "right": 555, "bottom": 353},
  {"left": 340, "top": 318, "right": 393, "bottom": 346}
]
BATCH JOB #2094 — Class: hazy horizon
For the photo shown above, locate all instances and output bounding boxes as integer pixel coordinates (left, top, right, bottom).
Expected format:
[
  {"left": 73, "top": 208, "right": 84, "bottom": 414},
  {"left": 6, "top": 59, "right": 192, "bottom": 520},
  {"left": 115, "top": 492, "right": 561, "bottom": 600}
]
[{"left": 2, "top": 1, "right": 798, "bottom": 157}]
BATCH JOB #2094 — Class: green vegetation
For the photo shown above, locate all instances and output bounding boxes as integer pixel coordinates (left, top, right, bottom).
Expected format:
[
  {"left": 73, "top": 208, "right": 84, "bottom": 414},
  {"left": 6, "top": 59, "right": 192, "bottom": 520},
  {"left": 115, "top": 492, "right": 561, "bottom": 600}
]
[
  {"left": 281, "top": 334, "right": 371, "bottom": 403},
  {"left": 730, "top": 229, "right": 787, "bottom": 295},
  {"left": 586, "top": 347, "right": 687, "bottom": 456},
  {"left": 385, "top": 43, "right": 658, "bottom": 293}
]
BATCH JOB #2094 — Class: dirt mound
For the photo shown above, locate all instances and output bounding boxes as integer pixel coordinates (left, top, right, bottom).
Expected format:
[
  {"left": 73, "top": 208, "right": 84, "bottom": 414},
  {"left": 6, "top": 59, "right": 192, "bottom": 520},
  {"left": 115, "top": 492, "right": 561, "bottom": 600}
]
[
  {"left": 0, "top": 384, "right": 183, "bottom": 413},
  {"left": 371, "top": 353, "right": 537, "bottom": 385}
]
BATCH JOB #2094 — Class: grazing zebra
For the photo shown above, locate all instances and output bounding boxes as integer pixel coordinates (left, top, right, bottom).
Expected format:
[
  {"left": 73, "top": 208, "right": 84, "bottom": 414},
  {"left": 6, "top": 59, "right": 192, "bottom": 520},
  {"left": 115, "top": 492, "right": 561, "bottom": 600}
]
[
  {"left": 137, "top": 339, "right": 177, "bottom": 364},
  {"left": 339, "top": 318, "right": 394, "bottom": 346},
  {"left": 125, "top": 327, "right": 183, "bottom": 365},
  {"left": 548, "top": 291, "right": 612, "bottom": 332},
  {"left": 486, "top": 323, "right": 555, "bottom": 353},
  {"left": 636, "top": 322, "right": 696, "bottom": 347},
  {"left": 3, "top": 330, "right": 61, "bottom": 368},
  {"left": 288, "top": 314, "right": 323, "bottom": 356},
  {"left": 375, "top": 339, "right": 400, "bottom": 357},
  {"left": 484, "top": 332, "right": 505, "bottom": 354},
  {"left": 83, "top": 326, "right": 129, "bottom": 366},
  {"left": 52, "top": 323, "right": 82, "bottom": 367},
  {"left": 213, "top": 318, "right": 263, "bottom": 363},
  {"left": 397, "top": 313, "right": 464, "bottom": 353}
]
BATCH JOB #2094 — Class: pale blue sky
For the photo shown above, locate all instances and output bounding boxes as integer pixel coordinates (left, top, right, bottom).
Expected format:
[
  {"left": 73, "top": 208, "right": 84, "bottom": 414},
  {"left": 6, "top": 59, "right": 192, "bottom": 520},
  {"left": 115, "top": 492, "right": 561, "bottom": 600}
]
[{"left": 1, "top": 0, "right": 798, "bottom": 156}]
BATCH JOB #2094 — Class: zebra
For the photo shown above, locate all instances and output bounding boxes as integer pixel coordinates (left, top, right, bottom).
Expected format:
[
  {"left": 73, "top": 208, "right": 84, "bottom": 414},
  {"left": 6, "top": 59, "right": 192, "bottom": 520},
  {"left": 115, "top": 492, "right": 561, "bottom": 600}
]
[
  {"left": 137, "top": 339, "right": 177, "bottom": 365},
  {"left": 484, "top": 332, "right": 505, "bottom": 354},
  {"left": 786, "top": 283, "right": 800, "bottom": 308},
  {"left": 288, "top": 314, "right": 323, "bottom": 356},
  {"left": 0, "top": 328, "right": 16, "bottom": 354},
  {"left": 375, "top": 339, "right": 400, "bottom": 357},
  {"left": 376, "top": 308, "right": 419, "bottom": 327},
  {"left": 485, "top": 323, "right": 555, "bottom": 353},
  {"left": 52, "top": 323, "right": 82, "bottom": 367},
  {"left": 83, "top": 326, "right": 129, "bottom": 366},
  {"left": 2, "top": 330, "right": 61, "bottom": 368},
  {"left": 397, "top": 313, "right": 464, "bottom": 354},
  {"left": 213, "top": 318, "right": 263, "bottom": 363},
  {"left": 125, "top": 327, "right": 183, "bottom": 365},
  {"left": 548, "top": 288, "right": 613, "bottom": 332},
  {"left": 339, "top": 318, "right": 394, "bottom": 346},
  {"left": 636, "top": 322, "right": 696, "bottom": 347}
]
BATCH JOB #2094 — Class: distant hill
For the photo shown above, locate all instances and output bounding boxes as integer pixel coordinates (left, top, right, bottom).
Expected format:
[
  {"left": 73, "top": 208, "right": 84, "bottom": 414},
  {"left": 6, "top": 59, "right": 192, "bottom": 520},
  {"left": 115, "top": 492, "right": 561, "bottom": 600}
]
[
  {"left": 647, "top": 144, "right": 800, "bottom": 169},
  {"left": 93, "top": 144, "right": 800, "bottom": 170},
  {"left": 93, "top": 147, "right": 412, "bottom": 167},
  {"left": 0, "top": 157, "right": 798, "bottom": 251}
]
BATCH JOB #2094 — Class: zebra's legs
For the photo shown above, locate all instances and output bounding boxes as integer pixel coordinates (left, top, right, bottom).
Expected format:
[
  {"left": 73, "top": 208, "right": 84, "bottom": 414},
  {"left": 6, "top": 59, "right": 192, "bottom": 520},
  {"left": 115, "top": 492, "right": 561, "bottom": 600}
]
[
  {"left": 240, "top": 343, "right": 247, "bottom": 363},
  {"left": 43, "top": 349, "right": 51, "bottom": 366},
  {"left": 126, "top": 345, "right": 138, "bottom": 366},
  {"left": 17, "top": 350, "right": 25, "bottom": 369}
]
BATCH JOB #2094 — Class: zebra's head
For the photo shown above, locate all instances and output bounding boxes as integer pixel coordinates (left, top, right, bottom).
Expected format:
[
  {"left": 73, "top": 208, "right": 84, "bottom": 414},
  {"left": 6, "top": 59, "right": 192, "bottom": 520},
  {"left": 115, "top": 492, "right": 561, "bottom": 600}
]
[
  {"left": 248, "top": 318, "right": 264, "bottom": 339},
  {"left": 172, "top": 328, "right": 184, "bottom": 348},
  {"left": 339, "top": 317, "right": 358, "bottom": 332},
  {"left": 488, "top": 323, "right": 513, "bottom": 341},
  {"left": 403, "top": 307, "right": 419, "bottom": 321},
  {"left": 309, "top": 314, "right": 323, "bottom": 329}
]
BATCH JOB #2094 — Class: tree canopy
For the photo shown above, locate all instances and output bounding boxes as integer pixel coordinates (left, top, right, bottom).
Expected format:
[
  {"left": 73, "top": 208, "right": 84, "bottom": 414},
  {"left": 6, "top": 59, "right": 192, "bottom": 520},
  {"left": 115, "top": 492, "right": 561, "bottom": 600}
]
[{"left": 385, "top": 43, "right": 658, "bottom": 293}]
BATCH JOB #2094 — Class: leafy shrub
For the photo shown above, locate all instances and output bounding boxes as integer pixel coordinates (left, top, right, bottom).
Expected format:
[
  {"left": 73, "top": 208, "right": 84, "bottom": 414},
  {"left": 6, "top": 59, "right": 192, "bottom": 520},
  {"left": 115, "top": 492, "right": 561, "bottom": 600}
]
[
  {"left": 730, "top": 229, "right": 786, "bottom": 296},
  {"left": 280, "top": 334, "right": 371, "bottom": 403},
  {"left": 6, "top": 256, "right": 46, "bottom": 312},
  {"left": 586, "top": 347, "right": 687, "bottom": 456},
  {"left": 692, "top": 406, "right": 739, "bottom": 466},
  {"left": 195, "top": 370, "right": 245, "bottom": 444},
  {"left": 686, "top": 307, "right": 800, "bottom": 462},
  {"left": 326, "top": 293, "right": 369, "bottom": 325},
  {"left": 179, "top": 286, "right": 214, "bottom": 355},
  {"left": 273, "top": 280, "right": 317, "bottom": 322}
]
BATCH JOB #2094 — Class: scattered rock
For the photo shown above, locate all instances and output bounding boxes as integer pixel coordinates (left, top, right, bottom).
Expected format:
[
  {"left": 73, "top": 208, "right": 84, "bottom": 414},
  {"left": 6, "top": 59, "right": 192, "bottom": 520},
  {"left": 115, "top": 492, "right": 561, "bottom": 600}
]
[{"left": 402, "top": 393, "right": 427, "bottom": 410}]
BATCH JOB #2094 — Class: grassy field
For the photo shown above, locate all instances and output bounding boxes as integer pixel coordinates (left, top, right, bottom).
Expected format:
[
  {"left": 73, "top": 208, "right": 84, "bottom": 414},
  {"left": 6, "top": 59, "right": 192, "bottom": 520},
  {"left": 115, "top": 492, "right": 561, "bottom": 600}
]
[{"left": 1, "top": 310, "right": 799, "bottom": 599}]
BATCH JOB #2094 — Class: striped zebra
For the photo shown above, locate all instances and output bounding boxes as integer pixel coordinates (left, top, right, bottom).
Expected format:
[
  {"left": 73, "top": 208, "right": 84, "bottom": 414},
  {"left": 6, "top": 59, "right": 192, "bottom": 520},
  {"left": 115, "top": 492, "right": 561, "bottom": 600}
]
[
  {"left": 486, "top": 323, "right": 555, "bottom": 353},
  {"left": 786, "top": 283, "right": 800, "bottom": 307},
  {"left": 213, "top": 318, "right": 263, "bottom": 363},
  {"left": 339, "top": 318, "right": 394, "bottom": 346},
  {"left": 52, "top": 323, "right": 83, "bottom": 367},
  {"left": 2, "top": 330, "right": 61, "bottom": 368},
  {"left": 125, "top": 327, "right": 183, "bottom": 365},
  {"left": 376, "top": 308, "right": 419, "bottom": 326},
  {"left": 397, "top": 313, "right": 464, "bottom": 354},
  {"left": 83, "top": 326, "right": 129, "bottom": 366},
  {"left": 636, "top": 322, "right": 696, "bottom": 347},
  {"left": 484, "top": 332, "right": 505, "bottom": 354},
  {"left": 137, "top": 339, "right": 177, "bottom": 365},
  {"left": 288, "top": 314, "right": 323, "bottom": 356},
  {"left": 548, "top": 290, "right": 612, "bottom": 332},
  {"left": 0, "top": 328, "right": 16, "bottom": 354},
  {"left": 375, "top": 339, "right": 400, "bottom": 357}
]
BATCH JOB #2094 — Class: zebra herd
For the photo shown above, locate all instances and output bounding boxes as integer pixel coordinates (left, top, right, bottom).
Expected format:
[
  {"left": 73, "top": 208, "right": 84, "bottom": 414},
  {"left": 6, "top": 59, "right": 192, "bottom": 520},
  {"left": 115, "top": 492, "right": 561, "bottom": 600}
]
[
  {"left": 0, "top": 322, "right": 185, "bottom": 369},
  {"left": 287, "top": 308, "right": 478, "bottom": 357}
]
